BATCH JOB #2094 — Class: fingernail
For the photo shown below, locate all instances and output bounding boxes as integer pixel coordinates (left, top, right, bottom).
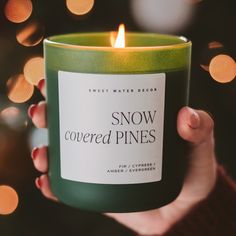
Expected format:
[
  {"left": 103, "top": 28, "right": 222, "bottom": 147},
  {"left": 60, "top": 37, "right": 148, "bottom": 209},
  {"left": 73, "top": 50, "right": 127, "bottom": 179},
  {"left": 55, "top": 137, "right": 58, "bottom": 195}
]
[
  {"left": 35, "top": 177, "right": 41, "bottom": 189},
  {"left": 28, "top": 104, "right": 37, "bottom": 118},
  {"left": 31, "top": 147, "right": 39, "bottom": 160},
  {"left": 37, "top": 79, "right": 45, "bottom": 91},
  {"left": 189, "top": 110, "right": 200, "bottom": 129}
]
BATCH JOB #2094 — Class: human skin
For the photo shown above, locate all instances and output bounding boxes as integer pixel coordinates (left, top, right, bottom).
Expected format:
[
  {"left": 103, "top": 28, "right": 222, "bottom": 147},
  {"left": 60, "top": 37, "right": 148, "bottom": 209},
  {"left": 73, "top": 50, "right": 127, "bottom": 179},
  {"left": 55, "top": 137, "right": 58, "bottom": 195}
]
[{"left": 29, "top": 79, "right": 216, "bottom": 235}]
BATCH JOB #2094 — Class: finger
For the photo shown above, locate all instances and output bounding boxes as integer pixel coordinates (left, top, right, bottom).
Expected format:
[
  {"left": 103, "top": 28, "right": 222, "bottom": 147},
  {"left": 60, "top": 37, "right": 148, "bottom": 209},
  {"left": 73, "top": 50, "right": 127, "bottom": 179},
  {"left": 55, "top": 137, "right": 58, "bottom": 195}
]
[
  {"left": 31, "top": 146, "right": 48, "bottom": 173},
  {"left": 37, "top": 79, "right": 46, "bottom": 98},
  {"left": 35, "top": 174, "right": 58, "bottom": 202},
  {"left": 28, "top": 101, "right": 47, "bottom": 128},
  {"left": 176, "top": 107, "right": 217, "bottom": 202},
  {"left": 177, "top": 106, "right": 216, "bottom": 168},
  {"left": 177, "top": 106, "right": 214, "bottom": 145}
]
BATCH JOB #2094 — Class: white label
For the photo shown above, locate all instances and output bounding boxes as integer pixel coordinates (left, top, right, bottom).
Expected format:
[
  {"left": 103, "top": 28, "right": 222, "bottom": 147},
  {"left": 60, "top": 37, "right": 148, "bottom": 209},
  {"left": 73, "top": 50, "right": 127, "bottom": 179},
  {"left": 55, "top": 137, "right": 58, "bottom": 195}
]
[{"left": 58, "top": 71, "right": 166, "bottom": 184}]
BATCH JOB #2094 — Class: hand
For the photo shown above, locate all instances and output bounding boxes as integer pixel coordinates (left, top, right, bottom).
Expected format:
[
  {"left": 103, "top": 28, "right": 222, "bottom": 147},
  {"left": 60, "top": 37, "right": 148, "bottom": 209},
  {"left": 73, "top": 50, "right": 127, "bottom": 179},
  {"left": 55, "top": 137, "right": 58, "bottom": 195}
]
[{"left": 29, "top": 79, "right": 217, "bottom": 235}]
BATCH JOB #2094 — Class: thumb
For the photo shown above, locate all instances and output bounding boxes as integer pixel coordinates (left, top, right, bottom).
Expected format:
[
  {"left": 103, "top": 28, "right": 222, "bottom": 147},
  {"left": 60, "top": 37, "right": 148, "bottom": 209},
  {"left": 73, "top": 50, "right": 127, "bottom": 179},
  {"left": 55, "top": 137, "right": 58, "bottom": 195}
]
[
  {"left": 177, "top": 106, "right": 214, "bottom": 145},
  {"left": 177, "top": 107, "right": 217, "bottom": 202}
]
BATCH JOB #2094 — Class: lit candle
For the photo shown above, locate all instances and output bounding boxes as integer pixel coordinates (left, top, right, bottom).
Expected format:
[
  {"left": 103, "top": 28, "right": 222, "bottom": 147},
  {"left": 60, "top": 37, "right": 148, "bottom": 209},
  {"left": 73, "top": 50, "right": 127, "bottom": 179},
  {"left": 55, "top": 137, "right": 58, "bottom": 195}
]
[{"left": 44, "top": 25, "right": 191, "bottom": 212}]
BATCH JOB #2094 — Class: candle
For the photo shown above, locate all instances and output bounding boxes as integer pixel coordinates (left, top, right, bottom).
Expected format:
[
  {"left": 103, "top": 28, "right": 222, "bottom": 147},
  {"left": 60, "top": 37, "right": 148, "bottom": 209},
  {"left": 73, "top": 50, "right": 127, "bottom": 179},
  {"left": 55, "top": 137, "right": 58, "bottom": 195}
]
[{"left": 44, "top": 25, "right": 191, "bottom": 212}]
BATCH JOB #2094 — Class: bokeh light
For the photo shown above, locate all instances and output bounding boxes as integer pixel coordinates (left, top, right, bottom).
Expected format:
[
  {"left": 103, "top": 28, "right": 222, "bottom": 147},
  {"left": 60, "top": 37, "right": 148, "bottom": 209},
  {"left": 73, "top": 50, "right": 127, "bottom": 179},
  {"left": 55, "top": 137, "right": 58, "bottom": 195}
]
[
  {"left": 4, "top": 0, "right": 33, "bottom": 23},
  {"left": 0, "top": 106, "right": 28, "bottom": 130},
  {"left": 1, "top": 107, "right": 20, "bottom": 120},
  {"left": 66, "top": 0, "right": 94, "bottom": 15},
  {"left": 23, "top": 57, "right": 44, "bottom": 85},
  {"left": 0, "top": 185, "right": 19, "bottom": 215},
  {"left": 208, "top": 41, "right": 224, "bottom": 49},
  {"left": 209, "top": 54, "right": 236, "bottom": 83},
  {"left": 28, "top": 128, "right": 48, "bottom": 150},
  {"left": 200, "top": 64, "right": 209, "bottom": 72},
  {"left": 6, "top": 74, "right": 34, "bottom": 103},
  {"left": 200, "top": 41, "right": 225, "bottom": 73},
  {"left": 16, "top": 21, "right": 45, "bottom": 47},
  {"left": 131, "top": 0, "right": 194, "bottom": 33}
]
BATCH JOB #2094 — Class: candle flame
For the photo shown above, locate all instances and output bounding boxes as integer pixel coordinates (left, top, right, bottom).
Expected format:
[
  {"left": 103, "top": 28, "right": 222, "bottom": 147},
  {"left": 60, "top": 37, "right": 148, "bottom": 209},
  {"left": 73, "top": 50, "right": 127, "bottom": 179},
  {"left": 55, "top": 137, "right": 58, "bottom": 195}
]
[{"left": 111, "top": 24, "right": 125, "bottom": 48}]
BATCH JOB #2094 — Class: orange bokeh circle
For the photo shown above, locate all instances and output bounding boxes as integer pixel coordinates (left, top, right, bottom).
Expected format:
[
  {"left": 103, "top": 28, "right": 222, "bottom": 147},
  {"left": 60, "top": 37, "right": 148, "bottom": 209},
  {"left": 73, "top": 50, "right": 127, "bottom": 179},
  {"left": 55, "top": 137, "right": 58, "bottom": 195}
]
[
  {"left": 0, "top": 185, "right": 19, "bottom": 215},
  {"left": 209, "top": 54, "right": 236, "bottom": 83},
  {"left": 4, "top": 0, "right": 33, "bottom": 23}
]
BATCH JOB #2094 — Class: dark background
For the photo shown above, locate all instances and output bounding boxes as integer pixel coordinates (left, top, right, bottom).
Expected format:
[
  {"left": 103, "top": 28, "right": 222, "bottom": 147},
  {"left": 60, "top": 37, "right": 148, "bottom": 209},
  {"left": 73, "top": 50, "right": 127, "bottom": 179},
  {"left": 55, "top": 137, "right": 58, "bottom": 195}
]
[{"left": 0, "top": 0, "right": 235, "bottom": 235}]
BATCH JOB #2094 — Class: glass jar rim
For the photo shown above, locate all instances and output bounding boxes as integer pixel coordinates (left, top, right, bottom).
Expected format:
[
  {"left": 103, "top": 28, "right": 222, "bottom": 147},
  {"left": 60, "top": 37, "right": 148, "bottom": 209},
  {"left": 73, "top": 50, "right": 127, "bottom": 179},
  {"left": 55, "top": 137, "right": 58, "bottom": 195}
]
[{"left": 44, "top": 32, "right": 191, "bottom": 51}]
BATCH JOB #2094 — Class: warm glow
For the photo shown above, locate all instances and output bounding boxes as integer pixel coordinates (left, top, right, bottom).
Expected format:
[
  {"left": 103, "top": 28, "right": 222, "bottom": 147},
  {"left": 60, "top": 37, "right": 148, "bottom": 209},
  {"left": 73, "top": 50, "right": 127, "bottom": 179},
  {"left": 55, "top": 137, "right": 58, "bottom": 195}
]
[
  {"left": 200, "top": 64, "right": 209, "bottom": 72},
  {"left": 208, "top": 41, "right": 223, "bottom": 49},
  {"left": 1, "top": 107, "right": 20, "bottom": 120},
  {"left": 4, "top": 0, "right": 32, "bottom": 23},
  {"left": 66, "top": 0, "right": 94, "bottom": 15},
  {"left": 0, "top": 185, "right": 19, "bottom": 215},
  {"left": 16, "top": 21, "right": 44, "bottom": 47},
  {"left": 209, "top": 54, "right": 236, "bottom": 83},
  {"left": 0, "top": 107, "right": 27, "bottom": 129},
  {"left": 7, "top": 74, "right": 34, "bottom": 103},
  {"left": 111, "top": 24, "right": 126, "bottom": 48},
  {"left": 23, "top": 57, "right": 44, "bottom": 85}
]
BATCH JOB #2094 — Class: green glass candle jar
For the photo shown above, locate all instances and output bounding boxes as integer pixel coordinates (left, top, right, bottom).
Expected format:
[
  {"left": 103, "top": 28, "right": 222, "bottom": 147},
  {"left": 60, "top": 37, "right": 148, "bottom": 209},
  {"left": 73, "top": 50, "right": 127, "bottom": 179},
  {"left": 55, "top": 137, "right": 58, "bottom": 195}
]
[{"left": 44, "top": 32, "right": 191, "bottom": 212}]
